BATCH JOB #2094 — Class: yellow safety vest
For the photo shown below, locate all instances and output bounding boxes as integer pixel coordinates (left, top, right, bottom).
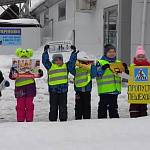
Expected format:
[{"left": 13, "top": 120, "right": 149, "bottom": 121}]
[
  {"left": 96, "top": 59, "right": 122, "bottom": 94},
  {"left": 48, "top": 63, "right": 68, "bottom": 86},
  {"left": 75, "top": 67, "right": 91, "bottom": 88},
  {"left": 15, "top": 78, "right": 34, "bottom": 87}
]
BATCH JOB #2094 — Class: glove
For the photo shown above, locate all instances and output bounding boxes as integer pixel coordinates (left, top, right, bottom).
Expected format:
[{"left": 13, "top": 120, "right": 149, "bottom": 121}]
[
  {"left": 10, "top": 67, "right": 15, "bottom": 72},
  {"left": 5, "top": 81, "right": 10, "bottom": 87},
  {"left": 122, "top": 63, "right": 129, "bottom": 74},
  {"left": 38, "top": 69, "right": 43, "bottom": 77},
  {"left": 122, "top": 63, "right": 128, "bottom": 69},
  {"left": 71, "top": 45, "right": 79, "bottom": 54},
  {"left": 71, "top": 45, "right": 76, "bottom": 51},
  {"left": 101, "top": 64, "right": 110, "bottom": 70},
  {"left": 75, "top": 50, "right": 79, "bottom": 54},
  {"left": 44, "top": 45, "right": 49, "bottom": 52}
]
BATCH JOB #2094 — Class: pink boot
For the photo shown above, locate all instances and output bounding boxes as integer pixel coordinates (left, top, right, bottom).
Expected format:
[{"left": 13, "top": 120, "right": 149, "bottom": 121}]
[
  {"left": 25, "top": 97, "right": 34, "bottom": 122},
  {"left": 16, "top": 98, "right": 26, "bottom": 122}
]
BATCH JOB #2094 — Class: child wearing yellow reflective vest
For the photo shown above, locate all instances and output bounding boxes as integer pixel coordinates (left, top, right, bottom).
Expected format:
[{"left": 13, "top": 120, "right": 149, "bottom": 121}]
[
  {"left": 42, "top": 45, "right": 79, "bottom": 122},
  {"left": 70, "top": 56, "right": 96, "bottom": 120},
  {"left": 9, "top": 48, "right": 43, "bottom": 122},
  {"left": 96, "top": 44, "right": 129, "bottom": 119}
]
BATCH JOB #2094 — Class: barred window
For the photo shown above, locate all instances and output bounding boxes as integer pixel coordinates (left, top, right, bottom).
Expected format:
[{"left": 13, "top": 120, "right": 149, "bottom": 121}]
[{"left": 58, "top": 0, "right": 66, "bottom": 21}]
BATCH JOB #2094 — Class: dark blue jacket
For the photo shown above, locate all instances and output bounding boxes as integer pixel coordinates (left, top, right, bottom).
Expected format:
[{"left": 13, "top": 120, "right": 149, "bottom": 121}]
[
  {"left": 42, "top": 51, "right": 77, "bottom": 93},
  {"left": 70, "top": 65, "right": 97, "bottom": 92}
]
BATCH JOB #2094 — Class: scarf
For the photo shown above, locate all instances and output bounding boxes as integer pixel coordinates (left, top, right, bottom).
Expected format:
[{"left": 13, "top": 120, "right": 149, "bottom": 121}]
[
  {"left": 101, "top": 56, "right": 116, "bottom": 63},
  {"left": 133, "top": 57, "right": 150, "bottom": 66}
]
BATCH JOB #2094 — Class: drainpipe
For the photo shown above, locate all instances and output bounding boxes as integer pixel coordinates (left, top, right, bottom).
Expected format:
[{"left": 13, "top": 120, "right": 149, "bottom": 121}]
[
  {"left": 73, "top": 29, "right": 75, "bottom": 45},
  {"left": 73, "top": 0, "right": 76, "bottom": 45},
  {"left": 50, "top": 19, "right": 54, "bottom": 41},
  {"left": 141, "top": 0, "right": 147, "bottom": 47}
]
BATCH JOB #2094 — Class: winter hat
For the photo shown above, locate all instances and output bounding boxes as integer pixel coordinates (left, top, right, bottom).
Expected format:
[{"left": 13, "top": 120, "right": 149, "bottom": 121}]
[
  {"left": 136, "top": 46, "right": 146, "bottom": 57},
  {"left": 52, "top": 54, "right": 63, "bottom": 62},
  {"left": 104, "top": 44, "right": 116, "bottom": 56},
  {"left": 77, "top": 51, "right": 93, "bottom": 61},
  {"left": 44, "top": 45, "right": 49, "bottom": 51}
]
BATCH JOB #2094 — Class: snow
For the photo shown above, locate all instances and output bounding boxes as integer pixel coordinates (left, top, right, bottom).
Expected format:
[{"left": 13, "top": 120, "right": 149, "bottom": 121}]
[
  {"left": 0, "top": 18, "right": 39, "bottom": 25},
  {"left": 0, "top": 118, "right": 150, "bottom": 150},
  {"left": 0, "top": 48, "right": 150, "bottom": 149}
]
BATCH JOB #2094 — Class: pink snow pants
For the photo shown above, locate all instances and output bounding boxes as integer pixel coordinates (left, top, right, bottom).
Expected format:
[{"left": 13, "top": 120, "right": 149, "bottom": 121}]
[{"left": 16, "top": 97, "right": 34, "bottom": 122}]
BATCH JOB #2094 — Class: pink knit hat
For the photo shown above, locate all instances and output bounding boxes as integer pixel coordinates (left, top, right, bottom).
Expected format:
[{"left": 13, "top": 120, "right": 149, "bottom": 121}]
[{"left": 136, "top": 46, "right": 146, "bottom": 57}]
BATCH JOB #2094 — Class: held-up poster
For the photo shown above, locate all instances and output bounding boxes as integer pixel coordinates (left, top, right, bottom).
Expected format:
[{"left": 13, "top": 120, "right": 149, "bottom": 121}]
[
  {"left": 12, "top": 58, "right": 40, "bottom": 78},
  {"left": 128, "top": 66, "right": 150, "bottom": 104},
  {"left": 109, "top": 62, "right": 125, "bottom": 74},
  {"left": 48, "top": 41, "right": 72, "bottom": 53}
]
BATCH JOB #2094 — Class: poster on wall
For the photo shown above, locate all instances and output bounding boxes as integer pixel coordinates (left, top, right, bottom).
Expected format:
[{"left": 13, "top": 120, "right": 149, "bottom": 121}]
[
  {"left": 0, "top": 28, "right": 21, "bottom": 46},
  {"left": 47, "top": 40, "right": 72, "bottom": 53},
  {"left": 128, "top": 66, "right": 150, "bottom": 104},
  {"left": 11, "top": 58, "right": 40, "bottom": 78}
]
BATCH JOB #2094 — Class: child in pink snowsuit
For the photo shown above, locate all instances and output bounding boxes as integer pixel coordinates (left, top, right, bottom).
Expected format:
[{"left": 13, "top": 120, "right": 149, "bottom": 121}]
[{"left": 9, "top": 48, "right": 43, "bottom": 122}]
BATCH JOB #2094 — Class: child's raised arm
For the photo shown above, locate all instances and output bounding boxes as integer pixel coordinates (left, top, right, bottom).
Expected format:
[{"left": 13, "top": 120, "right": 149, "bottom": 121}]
[
  {"left": 42, "top": 45, "right": 52, "bottom": 70},
  {"left": 67, "top": 45, "right": 79, "bottom": 74}
]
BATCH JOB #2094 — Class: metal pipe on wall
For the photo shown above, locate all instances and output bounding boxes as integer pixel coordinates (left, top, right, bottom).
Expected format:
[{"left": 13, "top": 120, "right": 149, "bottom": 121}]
[
  {"left": 50, "top": 19, "right": 54, "bottom": 41},
  {"left": 141, "top": 0, "right": 147, "bottom": 47},
  {"left": 73, "top": 0, "right": 76, "bottom": 45}
]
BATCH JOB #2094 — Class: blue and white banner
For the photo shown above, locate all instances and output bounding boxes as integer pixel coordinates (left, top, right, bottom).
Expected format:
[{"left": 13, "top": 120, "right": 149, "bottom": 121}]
[{"left": 0, "top": 28, "right": 21, "bottom": 46}]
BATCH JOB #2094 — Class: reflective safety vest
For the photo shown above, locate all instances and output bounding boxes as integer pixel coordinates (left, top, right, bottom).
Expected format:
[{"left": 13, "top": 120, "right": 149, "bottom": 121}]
[
  {"left": 48, "top": 63, "right": 68, "bottom": 86},
  {"left": 75, "top": 67, "right": 91, "bottom": 88},
  {"left": 96, "top": 59, "right": 122, "bottom": 94},
  {"left": 15, "top": 78, "right": 34, "bottom": 87}
]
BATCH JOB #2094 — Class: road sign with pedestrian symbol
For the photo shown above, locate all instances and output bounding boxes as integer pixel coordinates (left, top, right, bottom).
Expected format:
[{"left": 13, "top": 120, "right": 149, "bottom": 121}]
[
  {"left": 128, "top": 66, "right": 150, "bottom": 104},
  {"left": 134, "top": 68, "right": 148, "bottom": 82}
]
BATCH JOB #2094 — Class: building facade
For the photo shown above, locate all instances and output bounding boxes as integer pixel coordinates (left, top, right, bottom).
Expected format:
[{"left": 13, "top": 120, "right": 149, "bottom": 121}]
[
  {"left": 31, "top": 0, "right": 150, "bottom": 63},
  {"left": 0, "top": 19, "right": 41, "bottom": 55}
]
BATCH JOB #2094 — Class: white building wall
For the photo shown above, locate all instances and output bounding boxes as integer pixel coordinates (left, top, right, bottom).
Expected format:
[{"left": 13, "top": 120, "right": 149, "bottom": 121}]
[
  {"left": 40, "top": 12, "right": 45, "bottom": 27},
  {"left": 40, "top": 0, "right": 118, "bottom": 57},
  {"left": 50, "top": 1, "right": 74, "bottom": 41},
  {"left": 0, "top": 27, "right": 41, "bottom": 55},
  {"left": 131, "top": 0, "right": 150, "bottom": 60}
]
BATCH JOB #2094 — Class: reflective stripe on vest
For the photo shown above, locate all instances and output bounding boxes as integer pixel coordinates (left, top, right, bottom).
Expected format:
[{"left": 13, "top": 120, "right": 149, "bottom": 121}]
[
  {"left": 96, "top": 59, "right": 122, "bottom": 94},
  {"left": 15, "top": 78, "right": 34, "bottom": 87},
  {"left": 48, "top": 63, "right": 68, "bottom": 86},
  {"left": 75, "top": 67, "right": 91, "bottom": 88}
]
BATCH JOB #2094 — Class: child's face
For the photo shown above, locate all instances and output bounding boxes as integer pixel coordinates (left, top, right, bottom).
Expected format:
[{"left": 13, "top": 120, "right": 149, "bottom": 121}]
[
  {"left": 106, "top": 49, "right": 116, "bottom": 58},
  {"left": 54, "top": 58, "right": 63, "bottom": 66},
  {"left": 136, "top": 54, "right": 146, "bottom": 62}
]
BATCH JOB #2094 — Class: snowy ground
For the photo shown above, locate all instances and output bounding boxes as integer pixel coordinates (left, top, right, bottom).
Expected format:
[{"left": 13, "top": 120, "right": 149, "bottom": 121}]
[
  {"left": 0, "top": 118, "right": 150, "bottom": 150},
  {"left": 0, "top": 50, "right": 150, "bottom": 150}
]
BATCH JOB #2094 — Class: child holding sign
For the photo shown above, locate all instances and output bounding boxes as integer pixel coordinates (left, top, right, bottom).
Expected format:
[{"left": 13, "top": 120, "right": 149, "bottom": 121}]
[
  {"left": 96, "top": 44, "right": 129, "bottom": 119},
  {"left": 129, "top": 46, "right": 150, "bottom": 118},
  {"left": 9, "top": 48, "right": 43, "bottom": 122},
  {"left": 42, "top": 45, "right": 79, "bottom": 122}
]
